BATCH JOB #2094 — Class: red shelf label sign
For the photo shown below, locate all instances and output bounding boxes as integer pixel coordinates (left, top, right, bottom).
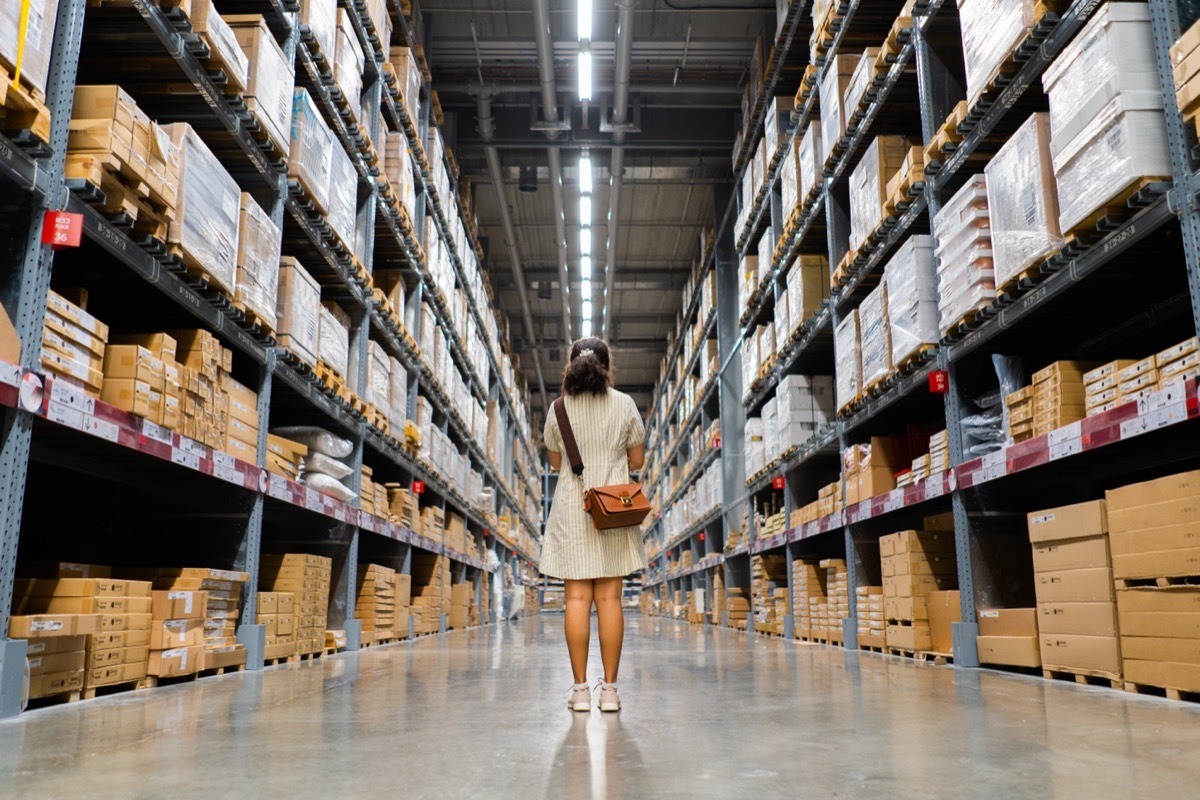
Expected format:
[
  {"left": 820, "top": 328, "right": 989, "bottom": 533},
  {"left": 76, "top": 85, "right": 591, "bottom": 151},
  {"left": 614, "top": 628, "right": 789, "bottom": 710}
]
[
  {"left": 928, "top": 370, "right": 949, "bottom": 394},
  {"left": 412, "top": 480, "right": 425, "bottom": 494},
  {"left": 772, "top": 475, "right": 785, "bottom": 490},
  {"left": 42, "top": 212, "right": 83, "bottom": 249}
]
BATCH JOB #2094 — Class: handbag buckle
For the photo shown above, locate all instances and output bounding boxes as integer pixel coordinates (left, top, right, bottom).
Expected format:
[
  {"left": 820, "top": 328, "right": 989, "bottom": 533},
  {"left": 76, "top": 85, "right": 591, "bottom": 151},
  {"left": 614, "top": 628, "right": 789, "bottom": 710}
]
[{"left": 621, "top": 495, "right": 632, "bottom": 507}]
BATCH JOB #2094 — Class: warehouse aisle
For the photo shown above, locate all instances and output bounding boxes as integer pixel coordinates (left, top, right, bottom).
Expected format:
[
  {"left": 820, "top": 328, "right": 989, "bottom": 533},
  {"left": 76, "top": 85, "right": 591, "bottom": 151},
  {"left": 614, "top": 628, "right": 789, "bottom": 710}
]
[{"left": 2, "top": 616, "right": 1200, "bottom": 799}]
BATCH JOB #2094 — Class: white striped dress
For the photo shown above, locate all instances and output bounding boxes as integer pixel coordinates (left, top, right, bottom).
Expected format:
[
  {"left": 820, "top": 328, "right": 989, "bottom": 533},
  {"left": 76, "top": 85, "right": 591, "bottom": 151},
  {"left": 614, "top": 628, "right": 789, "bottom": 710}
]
[{"left": 541, "top": 388, "right": 648, "bottom": 580}]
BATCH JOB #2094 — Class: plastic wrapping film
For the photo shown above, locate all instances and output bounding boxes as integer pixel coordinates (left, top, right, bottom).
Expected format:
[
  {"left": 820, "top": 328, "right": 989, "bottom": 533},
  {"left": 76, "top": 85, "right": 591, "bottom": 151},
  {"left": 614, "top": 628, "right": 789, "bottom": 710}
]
[
  {"left": 272, "top": 425, "right": 353, "bottom": 458},
  {"left": 365, "top": 0, "right": 391, "bottom": 61},
  {"left": 384, "top": 132, "right": 416, "bottom": 218},
  {"left": 306, "top": 451, "right": 352, "bottom": 479},
  {"left": 757, "top": 231, "right": 774, "bottom": 285},
  {"left": 1051, "top": 95, "right": 1171, "bottom": 234},
  {"left": 1043, "top": 3, "right": 1158, "bottom": 154},
  {"left": 277, "top": 258, "right": 321, "bottom": 368},
  {"left": 326, "top": 141, "right": 358, "bottom": 252},
  {"left": 0, "top": 0, "right": 59, "bottom": 97},
  {"left": 387, "top": 355, "right": 407, "bottom": 430},
  {"left": 984, "top": 113, "right": 1062, "bottom": 289},
  {"left": 163, "top": 124, "right": 240, "bottom": 296},
  {"left": 390, "top": 48, "right": 423, "bottom": 127},
  {"left": 883, "top": 236, "right": 938, "bottom": 367},
  {"left": 957, "top": 0, "right": 1039, "bottom": 109},
  {"left": 844, "top": 49, "right": 881, "bottom": 119},
  {"left": 739, "top": 256, "right": 758, "bottom": 313},
  {"left": 290, "top": 88, "right": 334, "bottom": 214},
  {"left": 781, "top": 138, "right": 799, "bottom": 218},
  {"left": 300, "top": 0, "right": 338, "bottom": 59},
  {"left": 798, "top": 121, "right": 822, "bottom": 202},
  {"left": 786, "top": 254, "right": 829, "bottom": 331},
  {"left": 318, "top": 302, "right": 350, "bottom": 377},
  {"left": 935, "top": 184, "right": 996, "bottom": 335},
  {"left": 763, "top": 97, "right": 794, "bottom": 160},
  {"left": 228, "top": 16, "right": 294, "bottom": 154},
  {"left": 367, "top": 340, "right": 390, "bottom": 410},
  {"left": 858, "top": 283, "right": 892, "bottom": 389},
  {"left": 303, "top": 472, "right": 356, "bottom": 502},
  {"left": 235, "top": 193, "right": 282, "bottom": 328},
  {"left": 334, "top": 10, "right": 365, "bottom": 117},
  {"left": 834, "top": 309, "right": 861, "bottom": 410},
  {"left": 190, "top": 0, "right": 249, "bottom": 96},
  {"left": 819, "top": 56, "right": 856, "bottom": 170},
  {"left": 848, "top": 138, "right": 883, "bottom": 254}
]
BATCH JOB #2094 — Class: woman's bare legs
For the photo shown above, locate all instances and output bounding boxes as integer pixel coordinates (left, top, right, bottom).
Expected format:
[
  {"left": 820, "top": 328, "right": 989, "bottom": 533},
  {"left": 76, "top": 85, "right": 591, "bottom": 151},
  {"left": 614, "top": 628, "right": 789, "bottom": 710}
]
[
  {"left": 593, "top": 577, "right": 625, "bottom": 683},
  {"left": 564, "top": 579, "right": 595, "bottom": 684}
]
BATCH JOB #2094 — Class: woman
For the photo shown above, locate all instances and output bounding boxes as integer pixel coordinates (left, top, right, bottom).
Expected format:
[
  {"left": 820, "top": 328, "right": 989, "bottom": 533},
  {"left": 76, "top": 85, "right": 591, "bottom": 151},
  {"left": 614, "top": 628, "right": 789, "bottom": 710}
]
[{"left": 541, "top": 337, "right": 647, "bottom": 713}]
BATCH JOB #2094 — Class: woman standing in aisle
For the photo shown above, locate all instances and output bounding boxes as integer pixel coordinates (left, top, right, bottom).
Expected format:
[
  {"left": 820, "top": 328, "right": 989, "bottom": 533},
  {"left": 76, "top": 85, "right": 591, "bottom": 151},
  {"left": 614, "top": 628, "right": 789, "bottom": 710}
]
[{"left": 542, "top": 337, "right": 647, "bottom": 713}]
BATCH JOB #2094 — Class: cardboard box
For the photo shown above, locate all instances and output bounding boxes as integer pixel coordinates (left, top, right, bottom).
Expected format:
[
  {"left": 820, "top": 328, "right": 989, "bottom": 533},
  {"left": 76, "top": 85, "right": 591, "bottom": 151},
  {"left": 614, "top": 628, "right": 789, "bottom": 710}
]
[
  {"left": 927, "top": 591, "right": 961, "bottom": 654},
  {"left": 25, "top": 635, "right": 88, "bottom": 656},
  {"left": 1122, "top": 660, "right": 1200, "bottom": 693},
  {"left": 1122, "top": 636, "right": 1200, "bottom": 664},
  {"left": 977, "top": 635, "right": 1042, "bottom": 668},
  {"left": 29, "top": 671, "right": 85, "bottom": 699},
  {"left": 1031, "top": 536, "right": 1112, "bottom": 574},
  {"left": 1114, "top": 548, "right": 1200, "bottom": 580},
  {"left": 100, "top": 613, "right": 152, "bottom": 632},
  {"left": 150, "top": 618, "right": 206, "bottom": 650},
  {"left": 1027, "top": 500, "right": 1107, "bottom": 543},
  {"left": 886, "top": 624, "right": 932, "bottom": 651},
  {"left": 977, "top": 608, "right": 1038, "bottom": 637},
  {"left": 1040, "top": 634, "right": 1121, "bottom": 674},
  {"left": 1107, "top": 470, "right": 1200, "bottom": 512},
  {"left": 1034, "top": 568, "right": 1115, "bottom": 603},
  {"left": 148, "top": 645, "right": 205, "bottom": 677},
  {"left": 27, "top": 650, "right": 87, "bottom": 676},
  {"left": 1037, "top": 602, "right": 1118, "bottom": 637},
  {"left": 9, "top": 614, "right": 101, "bottom": 638},
  {"left": 151, "top": 591, "right": 209, "bottom": 620}
]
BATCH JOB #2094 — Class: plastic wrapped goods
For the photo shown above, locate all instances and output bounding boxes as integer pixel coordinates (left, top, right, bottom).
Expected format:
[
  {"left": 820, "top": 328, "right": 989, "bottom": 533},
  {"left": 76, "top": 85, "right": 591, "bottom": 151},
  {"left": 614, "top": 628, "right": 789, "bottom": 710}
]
[
  {"left": 368, "top": 340, "right": 390, "bottom": 411},
  {"left": 858, "top": 284, "right": 892, "bottom": 390},
  {"left": 277, "top": 258, "right": 321, "bottom": 368},
  {"left": 303, "top": 472, "right": 356, "bottom": 502},
  {"left": 0, "top": 0, "right": 59, "bottom": 97},
  {"left": 798, "top": 121, "right": 823, "bottom": 203},
  {"left": 883, "top": 236, "right": 938, "bottom": 368},
  {"left": 957, "top": 0, "right": 1041, "bottom": 109},
  {"left": 235, "top": 194, "right": 282, "bottom": 331},
  {"left": 163, "top": 124, "right": 240, "bottom": 296},
  {"left": 819, "top": 55, "right": 857, "bottom": 169},
  {"left": 388, "top": 355, "right": 408, "bottom": 431},
  {"left": 299, "top": 0, "right": 337, "bottom": 59},
  {"left": 318, "top": 302, "right": 350, "bottom": 378},
  {"left": 272, "top": 425, "right": 353, "bottom": 458},
  {"left": 227, "top": 15, "right": 295, "bottom": 155},
  {"left": 780, "top": 138, "right": 800, "bottom": 218},
  {"left": 334, "top": 9, "right": 365, "bottom": 118},
  {"left": 835, "top": 309, "right": 862, "bottom": 411},
  {"left": 757, "top": 232, "right": 774, "bottom": 285},
  {"left": 934, "top": 176, "right": 995, "bottom": 335},
  {"left": 763, "top": 96, "right": 794, "bottom": 160},
  {"left": 844, "top": 49, "right": 881, "bottom": 119},
  {"left": 290, "top": 89, "right": 335, "bottom": 214},
  {"left": 384, "top": 132, "right": 416, "bottom": 218},
  {"left": 785, "top": 255, "right": 829, "bottom": 331},
  {"left": 849, "top": 136, "right": 908, "bottom": 253},
  {"left": 984, "top": 114, "right": 1062, "bottom": 289},
  {"left": 326, "top": 141, "right": 358, "bottom": 253},
  {"left": 306, "top": 451, "right": 352, "bottom": 480}
]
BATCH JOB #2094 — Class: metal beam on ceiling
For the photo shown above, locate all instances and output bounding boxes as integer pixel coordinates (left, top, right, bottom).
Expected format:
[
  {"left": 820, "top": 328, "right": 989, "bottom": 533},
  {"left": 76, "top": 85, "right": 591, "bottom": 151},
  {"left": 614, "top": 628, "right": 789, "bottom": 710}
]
[{"left": 453, "top": 105, "right": 736, "bottom": 151}]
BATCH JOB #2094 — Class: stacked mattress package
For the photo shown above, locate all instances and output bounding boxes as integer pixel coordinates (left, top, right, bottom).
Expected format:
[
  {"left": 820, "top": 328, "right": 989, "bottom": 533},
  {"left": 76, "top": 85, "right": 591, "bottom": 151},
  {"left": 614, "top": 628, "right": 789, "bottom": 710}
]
[
  {"left": 883, "top": 236, "right": 938, "bottom": 369},
  {"left": 934, "top": 176, "right": 994, "bottom": 335}
]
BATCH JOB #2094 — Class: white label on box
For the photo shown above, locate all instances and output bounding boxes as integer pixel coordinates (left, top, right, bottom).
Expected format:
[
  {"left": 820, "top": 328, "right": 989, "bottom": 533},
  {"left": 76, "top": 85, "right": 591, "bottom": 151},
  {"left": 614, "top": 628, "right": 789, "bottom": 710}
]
[
  {"left": 178, "top": 436, "right": 207, "bottom": 458},
  {"left": 268, "top": 474, "right": 289, "bottom": 500},
  {"left": 982, "top": 451, "right": 1007, "bottom": 482},
  {"left": 171, "top": 448, "right": 200, "bottom": 471},
  {"left": 31, "top": 621, "right": 63, "bottom": 632},
  {"left": 165, "top": 620, "right": 187, "bottom": 631},
  {"left": 0, "top": 361, "right": 21, "bottom": 387},
  {"left": 142, "top": 419, "right": 173, "bottom": 446},
  {"left": 49, "top": 378, "right": 94, "bottom": 414},
  {"left": 212, "top": 450, "right": 239, "bottom": 484},
  {"left": 883, "top": 489, "right": 904, "bottom": 514},
  {"left": 1031, "top": 513, "right": 1055, "bottom": 525},
  {"left": 168, "top": 592, "right": 194, "bottom": 615},
  {"left": 306, "top": 488, "right": 324, "bottom": 512},
  {"left": 925, "top": 475, "right": 944, "bottom": 499},
  {"left": 47, "top": 400, "right": 84, "bottom": 432},
  {"left": 84, "top": 416, "right": 120, "bottom": 443},
  {"left": 1048, "top": 421, "right": 1082, "bottom": 461}
]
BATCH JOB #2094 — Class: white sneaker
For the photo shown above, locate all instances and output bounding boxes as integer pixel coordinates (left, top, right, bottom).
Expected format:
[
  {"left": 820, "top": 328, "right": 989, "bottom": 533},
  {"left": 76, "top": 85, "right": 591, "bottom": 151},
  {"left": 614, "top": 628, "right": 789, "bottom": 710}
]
[
  {"left": 595, "top": 680, "right": 620, "bottom": 712},
  {"left": 568, "top": 683, "right": 591, "bottom": 712}
]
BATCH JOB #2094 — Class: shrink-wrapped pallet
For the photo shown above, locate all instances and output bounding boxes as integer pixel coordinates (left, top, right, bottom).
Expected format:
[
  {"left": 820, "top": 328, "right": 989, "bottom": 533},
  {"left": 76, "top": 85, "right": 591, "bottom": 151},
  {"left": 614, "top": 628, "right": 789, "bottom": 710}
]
[
  {"left": 290, "top": 88, "right": 335, "bottom": 214},
  {"left": 819, "top": 55, "right": 857, "bottom": 169},
  {"left": 300, "top": 0, "right": 337, "bottom": 59},
  {"left": 388, "top": 356, "right": 408, "bottom": 432},
  {"left": 327, "top": 140, "right": 358, "bottom": 253},
  {"left": 384, "top": 132, "right": 416, "bottom": 218},
  {"left": 848, "top": 136, "right": 907, "bottom": 253},
  {"left": 180, "top": 0, "right": 248, "bottom": 96},
  {"left": 780, "top": 137, "right": 800, "bottom": 218},
  {"left": 235, "top": 193, "right": 281, "bottom": 331},
  {"left": 957, "top": 0, "right": 1041, "bottom": 110},
  {"left": 0, "top": 0, "right": 59, "bottom": 98},
  {"left": 935, "top": 176, "right": 995, "bottom": 335},
  {"left": 163, "top": 123, "right": 241, "bottom": 296},
  {"left": 798, "top": 121, "right": 823, "bottom": 202},
  {"left": 1043, "top": 5, "right": 1169, "bottom": 234},
  {"left": 883, "top": 236, "right": 938, "bottom": 368},
  {"left": 858, "top": 284, "right": 892, "bottom": 390},
  {"left": 334, "top": 10, "right": 365, "bottom": 119},
  {"left": 757, "top": 232, "right": 774, "bottom": 285},
  {"left": 227, "top": 15, "right": 295, "bottom": 155},
  {"left": 763, "top": 96, "right": 794, "bottom": 161},
  {"left": 367, "top": 341, "right": 390, "bottom": 410},
  {"left": 318, "top": 302, "right": 350, "bottom": 378},
  {"left": 835, "top": 309, "right": 862, "bottom": 411},
  {"left": 785, "top": 255, "right": 829, "bottom": 331},
  {"left": 277, "top": 258, "right": 320, "bottom": 369},
  {"left": 984, "top": 113, "right": 1062, "bottom": 289},
  {"left": 844, "top": 48, "right": 881, "bottom": 119}
]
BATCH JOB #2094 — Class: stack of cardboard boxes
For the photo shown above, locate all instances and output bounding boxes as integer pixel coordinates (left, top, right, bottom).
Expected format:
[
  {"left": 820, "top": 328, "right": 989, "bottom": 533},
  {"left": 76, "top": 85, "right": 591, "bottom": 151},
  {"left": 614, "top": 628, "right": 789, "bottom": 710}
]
[
  {"left": 411, "top": 552, "right": 450, "bottom": 635},
  {"left": 256, "top": 591, "right": 298, "bottom": 661},
  {"left": 395, "top": 573, "right": 412, "bottom": 639},
  {"left": 976, "top": 607, "right": 1041, "bottom": 668},
  {"left": 9, "top": 599, "right": 101, "bottom": 700},
  {"left": 1109, "top": 470, "right": 1200, "bottom": 694},
  {"left": 777, "top": 374, "right": 835, "bottom": 452},
  {"left": 709, "top": 568, "right": 726, "bottom": 626},
  {"left": 929, "top": 429, "right": 950, "bottom": 474},
  {"left": 726, "top": 587, "right": 751, "bottom": 630},
  {"left": 449, "top": 582, "right": 476, "bottom": 630},
  {"left": 814, "top": 558, "right": 849, "bottom": 644},
  {"left": 42, "top": 290, "right": 108, "bottom": 399},
  {"left": 856, "top": 586, "right": 886, "bottom": 648},
  {"left": 266, "top": 433, "right": 306, "bottom": 480},
  {"left": 261, "top": 554, "right": 331, "bottom": 656},
  {"left": 421, "top": 505, "right": 446, "bottom": 544},
  {"left": 882, "top": 520, "right": 958, "bottom": 653},
  {"left": 751, "top": 554, "right": 787, "bottom": 635},
  {"left": 148, "top": 588, "right": 208, "bottom": 678},
  {"left": 276, "top": 257, "right": 322, "bottom": 371},
  {"left": 848, "top": 135, "right": 910, "bottom": 256},
  {"left": 793, "top": 559, "right": 821, "bottom": 640},
  {"left": 356, "top": 564, "right": 398, "bottom": 643},
  {"left": 1028, "top": 500, "right": 1121, "bottom": 679},
  {"left": 388, "top": 486, "right": 421, "bottom": 531},
  {"left": 1031, "top": 361, "right": 1095, "bottom": 439},
  {"left": 140, "top": 568, "right": 248, "bottom": 672}
]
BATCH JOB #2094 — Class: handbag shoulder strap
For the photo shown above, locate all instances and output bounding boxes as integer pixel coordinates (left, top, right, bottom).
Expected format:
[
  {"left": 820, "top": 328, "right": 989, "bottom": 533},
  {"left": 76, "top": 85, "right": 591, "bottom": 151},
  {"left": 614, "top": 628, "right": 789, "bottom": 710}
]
[{"left": 553, "top": 397, "right": 584, "bottom": 477}]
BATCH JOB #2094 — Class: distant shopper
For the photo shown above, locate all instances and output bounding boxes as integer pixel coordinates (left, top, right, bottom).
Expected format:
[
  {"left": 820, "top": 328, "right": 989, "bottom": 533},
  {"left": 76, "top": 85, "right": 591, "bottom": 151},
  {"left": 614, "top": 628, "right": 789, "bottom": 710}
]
[{"left": 542, "top": 337, "right": 647, "bottom": 713}]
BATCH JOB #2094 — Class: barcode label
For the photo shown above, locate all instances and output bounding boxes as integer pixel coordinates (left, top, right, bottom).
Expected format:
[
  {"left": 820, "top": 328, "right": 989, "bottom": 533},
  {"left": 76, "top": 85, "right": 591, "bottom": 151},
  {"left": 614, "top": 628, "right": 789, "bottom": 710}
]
[
  {"left": 212, "top": 451, "right": 240, "bottom": 484},
  {"left": 171, "top": 448, "right": 200, "bottom": 471},
  {"left": 925, "top": 476, "right": 945, "bottom": 499},
  {"left": 142, "top": 419, "right": 173, "bottom": 446},
  {"left": 50, "top": 378, "right": 94, "bottom": 414},
  {"left": 268, "top": 474, "right": 290, "bottom": 499},
  {"left": 47, "top": 400, "right": 84, "bottom": 431}
]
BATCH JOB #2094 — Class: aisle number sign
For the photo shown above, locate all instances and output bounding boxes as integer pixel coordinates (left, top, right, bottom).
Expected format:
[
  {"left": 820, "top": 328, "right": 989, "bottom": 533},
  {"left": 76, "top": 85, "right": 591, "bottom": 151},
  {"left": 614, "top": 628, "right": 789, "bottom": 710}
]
[{"left": 42, "top": 212, "right": 83, "bottom": 250}]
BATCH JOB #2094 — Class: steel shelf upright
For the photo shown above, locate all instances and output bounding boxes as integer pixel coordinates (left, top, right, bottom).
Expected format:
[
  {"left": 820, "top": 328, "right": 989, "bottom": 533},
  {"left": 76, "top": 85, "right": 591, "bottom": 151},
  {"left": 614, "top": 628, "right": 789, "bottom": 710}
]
[{"left": 0, "top": 0, "right": 88, "bottom": 719}]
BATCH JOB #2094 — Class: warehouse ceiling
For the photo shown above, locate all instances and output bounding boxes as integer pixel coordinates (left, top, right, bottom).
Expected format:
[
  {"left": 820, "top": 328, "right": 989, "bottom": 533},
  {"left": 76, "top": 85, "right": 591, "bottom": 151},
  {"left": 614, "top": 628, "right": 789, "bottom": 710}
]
[{"left": 421, "top": 0, "right": 773, "bottom": 424}]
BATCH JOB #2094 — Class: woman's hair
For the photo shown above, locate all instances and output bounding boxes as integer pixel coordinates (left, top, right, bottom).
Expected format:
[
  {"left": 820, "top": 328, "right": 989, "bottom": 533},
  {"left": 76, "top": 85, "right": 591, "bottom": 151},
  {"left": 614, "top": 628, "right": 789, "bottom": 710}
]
[{"left": 561, "top": 337, "right": 613, "bottom": 396}]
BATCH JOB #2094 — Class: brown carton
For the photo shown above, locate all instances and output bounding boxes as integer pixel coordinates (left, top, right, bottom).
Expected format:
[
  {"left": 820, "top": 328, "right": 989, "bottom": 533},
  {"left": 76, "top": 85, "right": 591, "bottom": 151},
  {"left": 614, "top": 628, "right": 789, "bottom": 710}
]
[
  {"left": 977, "top": 636, "right": 1041, "bottom": 668},
  {"left": 1034, "top": 568, "right": 1115, "bottom": 604},
  {"left": 1040, "top": 634, "right": 1121, "bottom": 675},
  {"left": 977, "top": 608, "right": 1038, "bottom": 637},
  {"left": 927, "top": 591, "right": 961, "bottom": 654},
  {"left": 1026, "top": 500, "right": 1107, "bottom": 543},
  {"left": 147, "top": 645, "right": 205, "bottom": 677},
  {"left": 1031, "top": 536, "right": 1112, "bottom": 574},
  {"left": 1036, "top": 602, "right": 1118, "bottom": 637},
  {"left": 151, "top": 590, "right": 209, "bottom": 620}
]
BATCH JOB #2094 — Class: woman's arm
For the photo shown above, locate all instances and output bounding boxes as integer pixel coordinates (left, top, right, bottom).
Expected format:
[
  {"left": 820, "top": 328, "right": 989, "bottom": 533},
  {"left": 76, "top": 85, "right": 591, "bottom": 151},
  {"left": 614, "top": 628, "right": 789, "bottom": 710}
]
[
  {"left": 547, "top": 450, "right": 562, "bottom": 472},
  {"left": 627, "top": 445, "right": 645, "bottom": 472}
]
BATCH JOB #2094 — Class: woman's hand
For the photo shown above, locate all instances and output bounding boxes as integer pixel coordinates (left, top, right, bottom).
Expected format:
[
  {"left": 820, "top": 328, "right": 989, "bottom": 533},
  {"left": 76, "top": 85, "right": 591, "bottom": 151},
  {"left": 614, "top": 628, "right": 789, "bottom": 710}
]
[{"left": 627, "top": 445, "right": 645, "bottom": 471}]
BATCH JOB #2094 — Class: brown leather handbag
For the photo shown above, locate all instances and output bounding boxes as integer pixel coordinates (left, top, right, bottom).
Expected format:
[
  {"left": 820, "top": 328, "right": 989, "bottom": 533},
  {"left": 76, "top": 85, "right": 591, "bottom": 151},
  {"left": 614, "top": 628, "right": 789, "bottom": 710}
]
[{"left": 554, "top": 397, "right": 651, "bottom": 530}]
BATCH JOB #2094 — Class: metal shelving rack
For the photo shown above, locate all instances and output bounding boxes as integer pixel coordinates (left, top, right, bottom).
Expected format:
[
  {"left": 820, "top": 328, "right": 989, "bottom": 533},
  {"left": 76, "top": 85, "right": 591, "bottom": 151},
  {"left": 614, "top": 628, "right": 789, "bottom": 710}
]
[
  {"left": 0, "top": 0, "right": 541, "bottom": 717},
  {"left": 642, "top": 0, "right": 1200, "bottom": 668}
]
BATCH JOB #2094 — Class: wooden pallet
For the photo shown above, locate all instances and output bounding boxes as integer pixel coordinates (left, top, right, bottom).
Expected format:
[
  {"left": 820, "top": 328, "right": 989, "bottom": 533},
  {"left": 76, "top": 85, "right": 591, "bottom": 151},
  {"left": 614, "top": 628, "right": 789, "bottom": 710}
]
[
  {"left": 81, "top": 679, "right": 146, "bottom": 700},
  {"left": 1124, "top": 682, "right": 1200, "bottom": 704},
  {"left": 263, "top": 654, "right": 299, "bottom": 667},
  {"left": 139, "top": 671, "right": 201, "bottom": 690},
  {"left": 166, "top": 244, "right": 236, "bottom": 298},
  {"left": 65, "top": 154, "right": 173, "bottom": 244},
  {"left": 0, "top": 64, "right": 51, "bottom": 150},
  {"left": 1042, "top": 667, "right": 1122, "bottom": 690},
  {"left": 232, "top": 300, "right": 277, "bottom": 336},
  {"left": 883, "top": 167, "right": 925, "bottom": 219},
  {"left": 25, "top": 687, "right": 85, "bottom": 708},
  {"left": 198, "top": 662, "right": 247, "bottom": 679},
  {"left": 794, "top": 63, "right": 819, "bottom": 108},
  {"left": 996, "top": 266, "right": 1041, "bottom": 298},
  {"left": 1064, "top": 176, "right": 1170, "bottom": 246},
  {"left": 894, "top": 343, "right": 937, "bottom": 373}
]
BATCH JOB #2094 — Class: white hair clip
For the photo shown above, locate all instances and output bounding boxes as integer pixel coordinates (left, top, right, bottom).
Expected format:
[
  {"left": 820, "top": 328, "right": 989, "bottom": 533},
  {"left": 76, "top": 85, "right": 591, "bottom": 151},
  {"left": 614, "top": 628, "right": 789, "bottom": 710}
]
[{"left": 579, "top": 348, "right": 595, "bottom": 357}]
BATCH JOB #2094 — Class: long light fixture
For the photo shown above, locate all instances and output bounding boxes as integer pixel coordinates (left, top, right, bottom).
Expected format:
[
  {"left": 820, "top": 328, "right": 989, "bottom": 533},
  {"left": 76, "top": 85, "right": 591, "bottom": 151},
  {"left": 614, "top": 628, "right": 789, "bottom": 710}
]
[
  {"left": 580, "top": 254, "right": 592, "bottom": 277},
  {"left": 578, "top": 0, "right": 593, "bottom": 40},
  {"left": 577, "top": 0, "right": 592, "bottom": 101},
  {"left": 580, "top": 227, "right": 592, "bottom": 256},
  {"left": 577, "top": 50, "right": 592, "bottom": 101},
  {"left": 579, "top": 195, "right": 592, "bottom": 224},
  {"left": 579, "top": 155, "right": 593, "bottom": 193}
]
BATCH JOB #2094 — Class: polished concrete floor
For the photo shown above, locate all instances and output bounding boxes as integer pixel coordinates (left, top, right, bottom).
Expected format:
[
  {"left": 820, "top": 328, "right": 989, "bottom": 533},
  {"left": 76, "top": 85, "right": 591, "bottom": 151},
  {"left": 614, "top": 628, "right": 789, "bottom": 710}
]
[{"left": 3, "top": 616, "right": 1200, "bottom": 798}]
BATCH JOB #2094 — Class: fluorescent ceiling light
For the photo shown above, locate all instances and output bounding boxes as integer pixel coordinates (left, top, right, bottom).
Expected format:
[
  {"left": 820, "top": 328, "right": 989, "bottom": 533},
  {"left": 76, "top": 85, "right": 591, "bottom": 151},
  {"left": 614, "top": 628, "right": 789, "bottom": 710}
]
[
  {"left": 582, "top": 300, "right": 593, "bottom": 321},
  {"left": 580, "top": 227, "right": 592, "bottom": 256},
  {"left": 580, "top": 255, "right": 592, "bottom": 277},
  {"left": 581, "top": 318, "right": 592, "bottom": 337},
  {"left": 577, "top": 0, "right": 592, "bottom": 40},
  {"left": 579, "top": 156, "right": 593, "bottom": 193},
  {"left": 578, "top": 50, "right": 592, "bottom": 101},
  {"left": 581, "top": 278, "right": 592, "bottom": 295},
  {"left": 579, "top": 195, "right": 591, "bottom": 223}
]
